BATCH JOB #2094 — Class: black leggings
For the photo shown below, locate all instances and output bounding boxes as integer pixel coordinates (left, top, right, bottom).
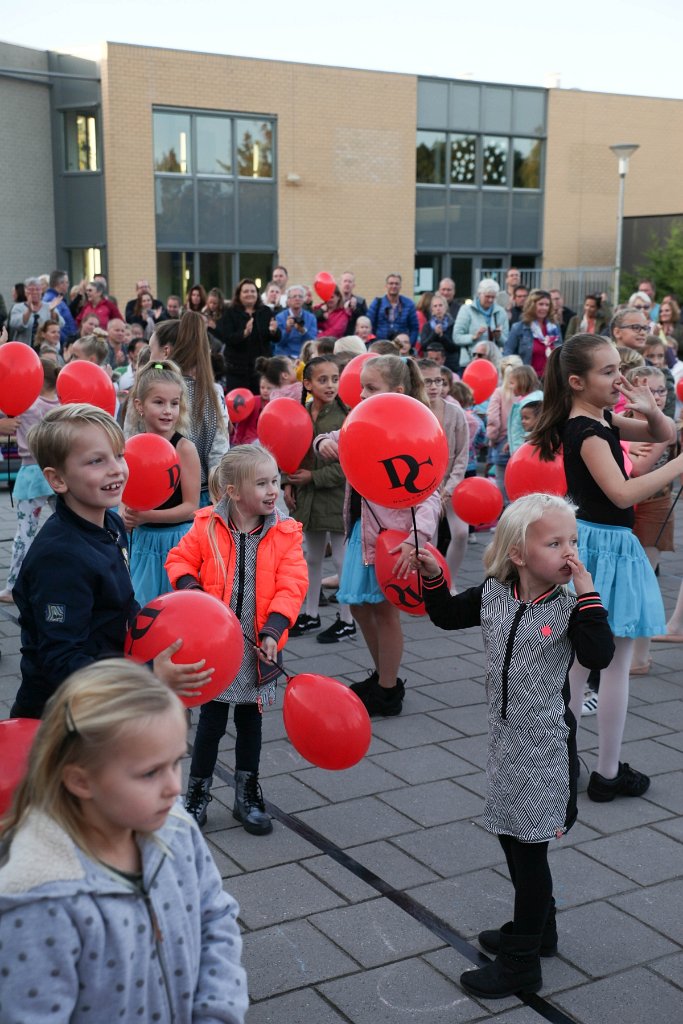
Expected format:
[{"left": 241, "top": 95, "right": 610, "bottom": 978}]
[
  {"left": 498, "top": 834, "right": 553, "bottom": 936},
  {"left": 190, "top": 700, "right": 262, "bottom": 778}
]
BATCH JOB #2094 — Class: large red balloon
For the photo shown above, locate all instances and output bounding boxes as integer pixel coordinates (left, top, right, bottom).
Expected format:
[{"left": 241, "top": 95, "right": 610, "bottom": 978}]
[
  {"left": 0, "top": 718, "right": 41, "bottom": 816},
  {"left": 462, "top": 359, "right": 499, "bottom": 404},
  {"left": 314, "top": 271, "right": 336, "bottom": 303},
  {"left": 676, "top": 377, "right": 683, "bottom": 402},
  {"left": 57, "top": 361, "right": 117, "bottom": 416},
  {"left": 257, "top": 398, "right": 313, "bottom": 473},
  {"left": 452, "top": 477, "right": 503, "bottom": 527},
  {"left": 374, "top": 529, "right": 451, "bottom": 615},
  {"left": 505, "top": 443, "right": 567, "bottom": 502},
  {"left": 337, "top": 352, "right": 373, "bottom": 408},
  {"left": 283, "top": 673, "right": 371, "bottom": 770},
  {"left": 125, "top": 591, "right": 244, "bottom": 708},
  {"left": 122, "top": 433, "right": 180, "bottom": 512},
  {"left": 226, "top": 388, "right": 256, "bottom": 423},
  {"left": 0, "top": 343, "right": 44, "bottom": 416},
  {"left": 338, "top": 393, "right": 448, "bottom": 508}
]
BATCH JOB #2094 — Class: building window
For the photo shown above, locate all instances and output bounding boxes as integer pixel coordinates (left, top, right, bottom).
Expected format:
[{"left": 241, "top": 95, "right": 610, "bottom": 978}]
[
  {"left": 67, "top": 247, "right": 103, "bottom": 283},
  {"left": 450, "top": 134, "right": 476, "bottom": 185},
  {"left": 236, "top": 120, "right": 273, "bottom": 178},
  {"left": 154, "top": 112, "right": 191, "bottom": 173},
  {"left": 482, "top": 136, "right": 508, "bottom": 187},
  {"left": 64, "top": 112, "right": 99, "bottom": 172},
  {"left": 416, "top": 131, "right": 447, "bottom": 184},
  {"left": 513, "top": 138, "right": 542, "bottom": 189}
]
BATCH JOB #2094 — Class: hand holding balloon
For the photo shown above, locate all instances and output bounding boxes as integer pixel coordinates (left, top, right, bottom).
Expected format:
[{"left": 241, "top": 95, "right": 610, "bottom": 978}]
[
  {"left": 416, "top": 547, "right": 443, "bottom": 578},
  {"left": 152, "top": 638, "right": 213, "bottom": 697},
  {"left": 256, "top": 636, "right": 278, "bottom": 664},
  {"left": 388, "top": 540, "right": 417, "bottom": 579},
  {"left": 317, "top": 437, "right": 339, "bottom": 460}
]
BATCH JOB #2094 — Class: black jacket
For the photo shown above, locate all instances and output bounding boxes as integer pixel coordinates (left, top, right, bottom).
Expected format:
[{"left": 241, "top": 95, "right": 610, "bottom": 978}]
[
  {"left": 13, "top": 499, "right": 138, "bottom": 716},
  {"left": 215, "top": 304, "right": 280, "bottom": 390}
]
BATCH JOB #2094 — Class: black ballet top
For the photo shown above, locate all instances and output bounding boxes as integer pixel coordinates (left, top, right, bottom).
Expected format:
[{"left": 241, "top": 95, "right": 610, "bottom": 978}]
[
  {"left": 560, "top": 412, "right": 634, "bottom": 529},
  {"left": 157, "top": 431, "right": 185, "bottom": 513}
]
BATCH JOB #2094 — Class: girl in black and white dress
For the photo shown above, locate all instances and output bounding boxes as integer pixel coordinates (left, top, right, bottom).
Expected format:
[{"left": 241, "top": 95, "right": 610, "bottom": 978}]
[{"left": 417, "top": 493, "right": 614, "bottom": 1000}]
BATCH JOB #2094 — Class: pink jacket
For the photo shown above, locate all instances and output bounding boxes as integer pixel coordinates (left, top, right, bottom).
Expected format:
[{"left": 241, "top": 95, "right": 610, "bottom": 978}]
[
  {"left": 486, "top": 386, "right": 516, "bottom": 444},
  {"left": 441, "top": 400, "right": 469, "bottom": 498}
]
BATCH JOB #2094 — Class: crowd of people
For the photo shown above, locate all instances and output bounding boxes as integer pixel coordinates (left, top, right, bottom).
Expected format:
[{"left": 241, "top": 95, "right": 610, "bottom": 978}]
[{"left": 0, "top": 261, "right": 682, "bottom": 1009}]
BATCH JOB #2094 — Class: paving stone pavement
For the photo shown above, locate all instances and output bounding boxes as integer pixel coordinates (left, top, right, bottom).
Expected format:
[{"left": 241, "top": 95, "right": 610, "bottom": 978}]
[{"left": 1, "top": 489, "right": 682, "bottom": 1024}]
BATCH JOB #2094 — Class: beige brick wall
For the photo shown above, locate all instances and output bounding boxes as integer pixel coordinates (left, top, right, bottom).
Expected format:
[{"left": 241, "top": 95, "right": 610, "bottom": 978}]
[
  {"left": 101, "top": 44, "right": 417, "bottom": 305},
  {"left": 543, "top": 89, "right": 683, "bottom": 269}
]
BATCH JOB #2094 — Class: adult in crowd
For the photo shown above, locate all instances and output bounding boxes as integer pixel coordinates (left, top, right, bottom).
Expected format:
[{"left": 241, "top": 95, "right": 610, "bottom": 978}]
[
  {"left": 654, "top": 296, "right": 683, "bottom": 356},
  {"left": 339, "top": 271, "right": 367, "bottom": 333},
  {"left": 106, "top": 319, "right": 129, "bottom": 370},
  {"left": 314, "top": 287, "right": 352, "bottom": 339},
  {"left": 508, "top": 284, "right": 529, "bottom": 326},
  {"left": 9, "top": 277, "right": 64, "bottom": 345},
  {"left": 453, "top": 278, "right": 509, "bottom": 369},
  {"left": 129, "top": 289, "right": 162, "bottom": 339},
  {"left": 274, "top": 286, "right": 318, "bottom": 358},
  {"left": 78, "top": 312, "right": 100, "bottom": 338},
  {"left": 496, "top": 267, "right": 521, "bottom": 311},
  {"left": 638, "top": 278, "right": 659, "bottom": 321},
  {"left": 564, "top": 294, "right": 609, "bottom": 341},
  {"left": 186, "top": 284, "right": 207, "bottom": 313},
  {"left": 165, "top": 294, "right": 182, "bottom": 319},
  {"left": 415, "top": 293, "right": 432, "bottom": 333},
  {"left": 419, "top": 292, "right": 458, "bottom": 370},
  {"left": 75, "top": 280, "right": 123, "bottom": 329},
  {"left": 148, "top": 312, "right": 229, "bottom": 505},
  {"left": 503, "top": 289, "right": 561, "bottom": 379},
  {"left": 628, "top": 291, "right": 654, "bottom": 320},
  {"left": 438, "top": 277, "right": 461, "bottom": 320},
  {"left": 367, "top": 273, "right": 419, "bottom": 346},
  {"left": 203, "top": 288, "right": 226, "bottom": 335},
  {"left": 262, "top": 282, "right": 282, "bottom": 311},
  {"left": 215, "top": 278, "right": 280, "bottom": 392},
  {"left": 42, "top": 270, "right": 77, "bottom": 344},
  {"left": 124, "top": 279, "right": 165, "bottom": 323},
  {"left": 549, "top": 289, "right": 575, "bottom": 338}
]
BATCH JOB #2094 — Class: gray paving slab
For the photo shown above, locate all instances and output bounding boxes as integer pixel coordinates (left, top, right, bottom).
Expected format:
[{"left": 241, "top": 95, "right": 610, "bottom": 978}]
[
  {"left": 291, "top": 759, "right": 405, "bottom": 802},
  {"left": 425, "top": 945, "right": 587, "bottom": 1002},
  {"left": 556, "top": 901, "right": 677, "bottom": 975},
  {"left": 617, "top": 737, "right": 683, "bottom": 774},
  {"left": 369, "top": 744, "right": 479, "bottom": 783},
  {"left": 303, "top": 854, "right": 379, "bottom": 904},
  {"left": 296, "top": 796, "right": 420, "bottom": 848},
  {"left": 209, "top": 817, "right": 320, "bottom": 871},
  {"left": 310, "top": 897, "right": 445, "bottom": 967},
  {"left": 640, "top": 769, "right": 683, "bottom": 813},
  {"left": 649, "top": 950, "right": 683, "bottom": 989},
  {"left": 241, "top": 920, "right": 357, "bottom": 1000},
  {"left": 406, "top": 869, "right": 518, "bottom": 938},
  {"left": 545, "top": 848, "right": 636, "bottom": 907},
  {"left": 576, "top": 826, "right": 683, "bottom": 885},
  {"left": 393, "top": 820, "right": 504, "bottom": 877},
  {"left": 379, "top": 779, "right": 484, "bottom": 827},
  {"left": 370, "top": 713, "right": 463, "bottom": 749},
  {"left": 345, "top": 839, "right": 440, "bottom": 889},
  {"left": 576, "top": 788, "right": 675, "bottom": 834},
  {"left": 554, "top": 967, "right": 683, "bottom": 1024},
  {"left": 611, "top": 879, "right": 683, "bottom": 944},
  {"left": 230, "top": 862, "right": 344, "bottom": 929},
  {"left": 245, "top": 988, "right": 348, "bottom": 1024}
]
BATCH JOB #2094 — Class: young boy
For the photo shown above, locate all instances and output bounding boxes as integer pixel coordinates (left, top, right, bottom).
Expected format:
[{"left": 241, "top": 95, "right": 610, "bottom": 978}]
[{"left": 11, "top": 404, "right": 210, "bottom": 718}]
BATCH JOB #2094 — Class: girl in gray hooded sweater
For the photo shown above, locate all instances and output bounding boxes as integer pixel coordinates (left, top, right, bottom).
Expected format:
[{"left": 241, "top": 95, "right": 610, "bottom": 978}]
[{"left": 0, "top": 660, "right": 247, "bottom": 1024}]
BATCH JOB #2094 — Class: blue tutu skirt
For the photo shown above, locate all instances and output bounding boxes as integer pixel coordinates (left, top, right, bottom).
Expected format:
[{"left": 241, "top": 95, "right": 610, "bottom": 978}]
[
  {"left": 13, "top": 464, "right": 53, "bottom": 501},
  {"left": 199, "top": 489, "right": 213, "bottom": 508},
  {"left": 578, "top": 520, "right": 666, "bottom": 638},
  {"left": 337, "top": 520, "right": 385, "bottom": 605},
  {"left": 130, "top": 522, "right": 193, "bottom": 609}
]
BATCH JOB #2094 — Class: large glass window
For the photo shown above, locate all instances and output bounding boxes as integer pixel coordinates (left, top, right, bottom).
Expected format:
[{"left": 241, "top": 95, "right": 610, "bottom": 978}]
[
  {"left": 67, "top": 247, "right": 103, "bottom": 282},
  {"left": 416, "top": 131, "right": 447, "bottom": 184},
  {"left": 236, "top": 120, "right": 273, "bottom": 178},
  {"left": 513, "top": 138, "right": 542, "bottom": 189},
  {"left": 482, "top": 136, "right": 508, "bottom": 186},
  {"left": 64, "top": 112, "right": 99, "bottom": 172},
  {"left": 196, "top": 116, "right": 232, "bottom": 175},
  {"left": 450, "top": 134, "right": 476, "bottom": 186},
  {"left": 153, "top": 112, "right": 191, "bottom": 173}
]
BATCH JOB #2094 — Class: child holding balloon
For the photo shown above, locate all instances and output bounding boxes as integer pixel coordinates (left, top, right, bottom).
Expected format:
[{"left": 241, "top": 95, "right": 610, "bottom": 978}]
[
  {"left": 0, "top": 358, "right": 60, "bottom": 603},
  {"left": 417, "top": 493, "right": 613, "bottom": 999},
  {"left": 0, "top": 659, "right": 248, "bottom": 1024},
  {"left": 166, "top": 444, "right": 307, "bottom": 833},
  {"left": 121, "top": 360, "right": 201, "bottom": 608},
  {"left": 316, "top": 355, "right": 441, "bottom": 716}
]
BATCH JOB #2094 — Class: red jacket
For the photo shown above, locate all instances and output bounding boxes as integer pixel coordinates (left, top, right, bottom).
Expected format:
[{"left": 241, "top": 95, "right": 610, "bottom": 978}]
[{"left": 165, "top": 507, "right": 307, "bottom": 650}]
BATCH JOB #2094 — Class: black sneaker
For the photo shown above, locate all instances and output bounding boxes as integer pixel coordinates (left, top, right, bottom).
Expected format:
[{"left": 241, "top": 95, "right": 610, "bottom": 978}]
[
  {"left": 317, "top": 614, "right": 357, "bottom": 644},
  {"left": 289, "top": 614, "right": 321, "bottom": 638},
  {"left": 350, "top": 670, "right": 378, "bottom": 698},
  {"left": 587, "top": 762, "right": 650, "bottom": 802},
  {"left": 358, "top": 679, "right": 404, "bottom": 717}
]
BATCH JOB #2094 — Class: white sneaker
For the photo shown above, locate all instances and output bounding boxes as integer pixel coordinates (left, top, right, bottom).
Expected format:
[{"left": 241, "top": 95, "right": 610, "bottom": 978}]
[
  {"left": 582, "top": 688, "right": 599, "bottom": 716},
  {"left": 0, "top": 589, "right": 14, "bottom": 604}
]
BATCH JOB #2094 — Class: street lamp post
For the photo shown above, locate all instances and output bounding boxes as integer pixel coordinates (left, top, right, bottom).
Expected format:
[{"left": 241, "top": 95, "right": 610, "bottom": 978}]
[{"left": 610, "top": 143, "right": 640, "bottom": 305}]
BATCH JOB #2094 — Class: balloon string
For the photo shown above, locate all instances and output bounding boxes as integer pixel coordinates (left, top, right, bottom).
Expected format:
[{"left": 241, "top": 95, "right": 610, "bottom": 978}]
[
  {"left": 241, "top": 627, "right": 294, "bottom": 682},
  {"left": 410, "top": 506, "right": 422, "bottom": 597}
]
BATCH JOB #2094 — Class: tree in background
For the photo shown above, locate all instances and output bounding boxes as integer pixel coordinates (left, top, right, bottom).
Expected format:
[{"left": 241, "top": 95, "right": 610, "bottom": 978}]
[{"left": 622, "top": 225, "right": 683, "bottom": 302}]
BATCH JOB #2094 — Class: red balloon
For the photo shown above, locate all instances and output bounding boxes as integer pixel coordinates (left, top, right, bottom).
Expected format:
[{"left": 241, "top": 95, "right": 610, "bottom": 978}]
[
  {"left": 314, "top": 271, "right": 336, "bottom": 303},
  {"left": 374, "top": 529, "right": 451, "bottom": 615},
  {"left": 0, "top": 718, "right": 41, "bottom": 816},
  {"left": 338, "top": 393, "right": 448, "bottom": 508},
  {"left": 0, "top": 342, "right": 44, "bottom": 416},
  {"left": 337, "top": 352, "right": 373, "bottom": 408},
  {"left": 125, "top": 591, "right": 244, "bottom": 708},
  {"left": 677, "top": 377, "right": 683, "bottom": 402},
  {"left": 283, "top": 673, "right": 371, "bottom": 769},
  {"left": 505, "top": 442, "right": 567, "bottom": 502},
  {"left": 122, "top": 433, "right": 180, "bottom": 512},
  {"left": 57, "top": 361, "right": 117, "bottom": 416},
  {"left": 226, "top": 388, "right": 256, "bottom": 423},
  {"left": 257, "top": 398, "right": 313, "bottom": 473},
  {"left": 452, "top": 477, "right": 504, "bottom": 527},
  {"left": 462, "top": 359, "right": 499, "bottom": 404}
]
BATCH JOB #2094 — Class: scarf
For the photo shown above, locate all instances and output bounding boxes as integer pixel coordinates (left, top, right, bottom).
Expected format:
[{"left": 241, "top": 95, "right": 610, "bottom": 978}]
[
  {"left": 473, "top": 297, "right": 494, "bottom": 324},
  {"left": 429, "top": 314, "right": 452, "bottom": 332},
  {"left": 530, "top": 319, "right": 560, "bottom": 346}
]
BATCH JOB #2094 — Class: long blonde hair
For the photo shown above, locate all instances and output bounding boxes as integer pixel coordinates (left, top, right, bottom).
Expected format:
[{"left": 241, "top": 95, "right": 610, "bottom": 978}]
[
  {"left": 483, "top": 493, "right": 577, "bottom": 585},
  {"left": 0, "top": 661, "right": 186, "bottom": 859},
  {"left": 128, "top": 358, "right": 190, "bottom": 436},
  {"left": 364, "top": 355, "right": 429, "bottom": 406}
]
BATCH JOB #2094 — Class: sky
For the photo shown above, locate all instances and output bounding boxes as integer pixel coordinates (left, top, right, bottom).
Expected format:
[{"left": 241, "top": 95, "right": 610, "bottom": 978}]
[{"left": 3, "top": 0, "right": 683, "bottom": 100}]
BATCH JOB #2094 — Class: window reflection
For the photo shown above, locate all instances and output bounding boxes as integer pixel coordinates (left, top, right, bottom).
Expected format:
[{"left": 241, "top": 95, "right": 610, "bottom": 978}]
[
  {"left": 513, "top": 138, "right": 542, "bottom": 189},
  {"left": 416, "top": 131, "right": 447, "bottom": 184},
  {"left": 482, "top": 136, "right": 508, "bottom": 186}
]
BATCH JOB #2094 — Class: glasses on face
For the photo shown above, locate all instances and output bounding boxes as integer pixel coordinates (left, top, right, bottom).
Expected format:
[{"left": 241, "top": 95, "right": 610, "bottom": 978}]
[
  {"left": 632, "top": 304, "right": 650, "bottom": 311},
  {"left": 650, "top": 387, "right": 667, "bottom": 396},
  {"left": 472, "top": 352, "right": 486, "bottom": 358},
  {"left": 422, "top": 377, "right": 443, "bottom": 387},
  {"left": 623, "top": 323, "right": 649, "bottom": 333}
]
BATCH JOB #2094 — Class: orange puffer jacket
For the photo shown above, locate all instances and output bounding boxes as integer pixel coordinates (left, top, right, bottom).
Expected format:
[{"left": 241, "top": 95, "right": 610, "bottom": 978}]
[{"left": 165, "top": 507, "right": 307, "bottom": 650}]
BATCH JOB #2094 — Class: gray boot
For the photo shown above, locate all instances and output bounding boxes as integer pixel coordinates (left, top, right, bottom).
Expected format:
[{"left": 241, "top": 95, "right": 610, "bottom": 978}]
[
  {"left": 232, "top": 770, "right": 272, "bottom": 835},
  {"left": 185, "top": 775, "right": 212, "bottom": 827}
]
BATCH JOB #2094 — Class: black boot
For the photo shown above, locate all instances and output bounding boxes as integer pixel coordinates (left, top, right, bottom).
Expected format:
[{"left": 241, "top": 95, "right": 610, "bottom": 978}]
[
  {"left": 185, "top": 775, "right": 212, "bottom": 827},
  {"left": 233, "top": 770, "right": 273, "bottom": 835},
  {"left": 478, "top": 900, "right": 558, "bottom": 957},
  {"left": 461, "top": 930, "right": 542, "bottom": 999}
]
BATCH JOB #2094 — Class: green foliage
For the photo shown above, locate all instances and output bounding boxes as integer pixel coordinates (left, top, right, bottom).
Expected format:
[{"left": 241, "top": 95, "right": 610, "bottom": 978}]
[{"left": 627, "top": 225, "right": 683, "bottom": 302}]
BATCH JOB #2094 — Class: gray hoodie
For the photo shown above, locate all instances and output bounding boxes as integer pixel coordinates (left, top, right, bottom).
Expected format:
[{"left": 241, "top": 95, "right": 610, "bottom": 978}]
[{"left": 0, "top": 806, "right": 247, "bottom": 1023}]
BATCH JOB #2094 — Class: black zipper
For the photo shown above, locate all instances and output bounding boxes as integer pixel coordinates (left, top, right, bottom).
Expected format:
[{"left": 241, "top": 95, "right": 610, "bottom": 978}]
[
  {"left": 234, "top": 532, "right": 246, "bottom": 620},
  {"left": 501, "top": 603, "right": 526, "bottom": 720}
]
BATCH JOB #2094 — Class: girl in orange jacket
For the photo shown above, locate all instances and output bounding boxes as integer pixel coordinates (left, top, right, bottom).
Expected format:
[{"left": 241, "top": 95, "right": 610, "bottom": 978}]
[{"left": 165, "top": 444, "right": 307, "bottom": 834}]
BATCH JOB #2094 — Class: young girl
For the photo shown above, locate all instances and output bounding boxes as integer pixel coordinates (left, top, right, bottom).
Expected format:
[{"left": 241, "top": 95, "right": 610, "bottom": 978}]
[
  {"left": 283, "top": 357, "right": 355, "bottom": 642},
  {"left": 531, "top": 333, "right": 683, "bottom": 801},
  {"left": 506, "top": 365, "right": 542, "bottom": 454},
  {"left": 232, "top": 371, "right": 273, "bottom": 446},
  {"left": 0, "top": 359, "right": 60, "bottom": 602},
  {"left": 254, "top": 354, "right": 302, "bottom": 402},
  {"left": 486, "top": 354, "right": 523, "bottom": 504},
  {"left": 0, "top": 659, "right": 248, "bottom": 1023},
  {"left": 418, "top": 493, "right": 613, "bottom": 998},
  {"left": 418, "top": 357, "right": 469, "bottom": 583},
  {"left": 316, "top": 355, "right": 441, "bottom": 716},
  {"left": 121, "top": 361, "right": 201, "bottom": 608},
  {"left": 165, "top": 445, "right": 307, "bottom": 833}
]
